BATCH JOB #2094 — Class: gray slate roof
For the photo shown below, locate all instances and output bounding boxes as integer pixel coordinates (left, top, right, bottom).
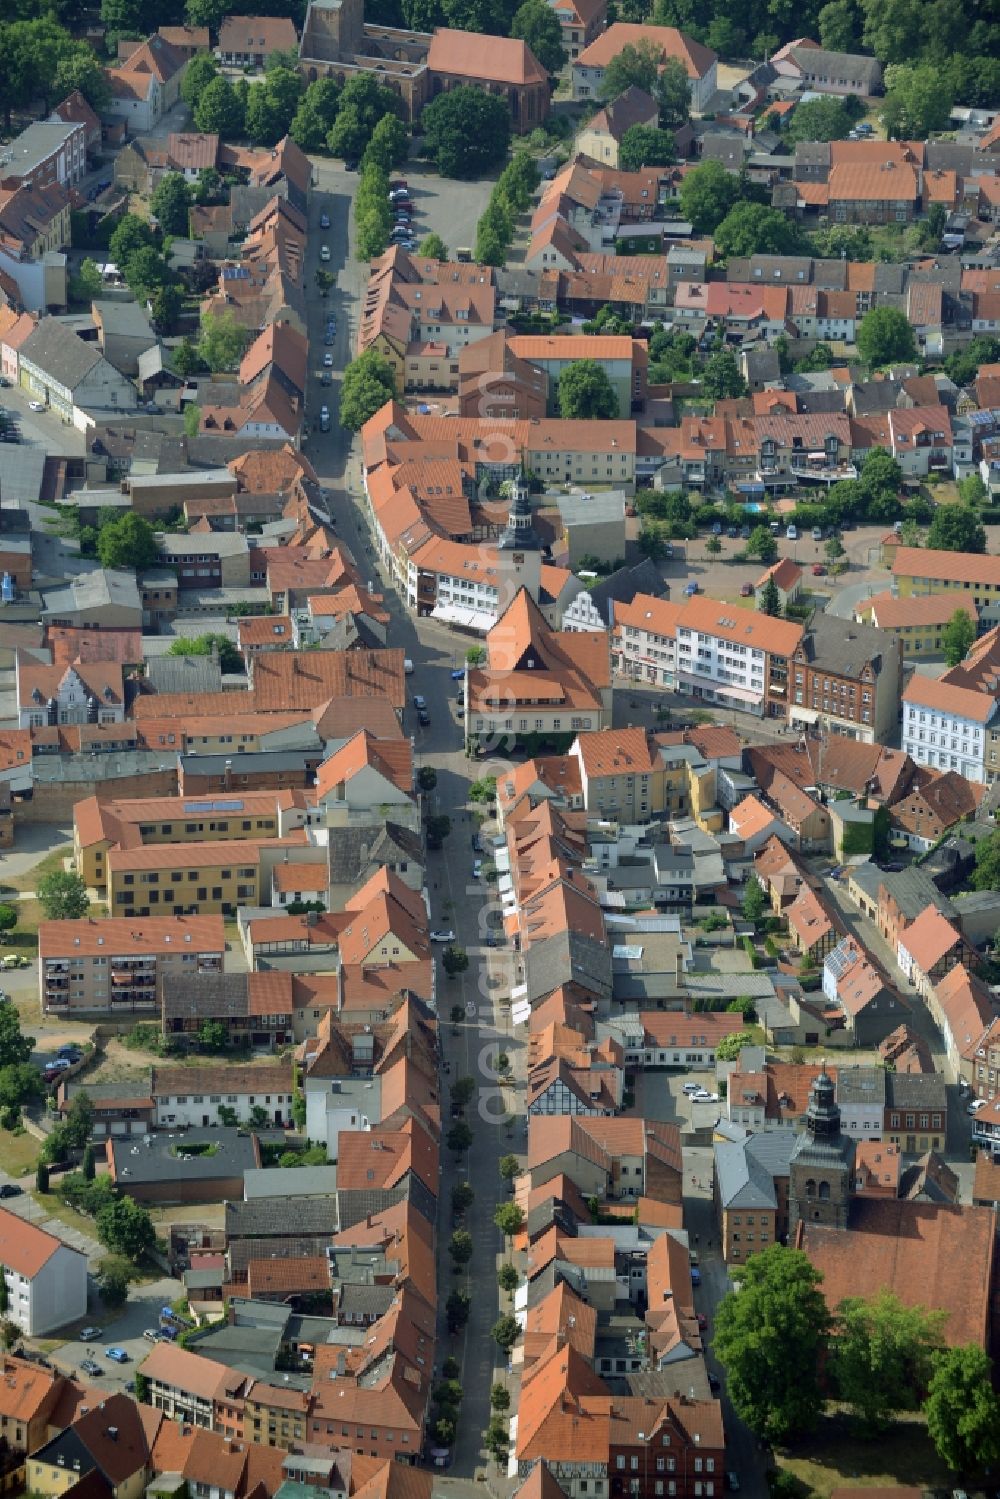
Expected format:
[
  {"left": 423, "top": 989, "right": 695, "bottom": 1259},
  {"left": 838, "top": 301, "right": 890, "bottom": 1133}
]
[
  {"left": 797, "top": 612, "right": 892, "bottom": 676},
  {"left": 20, "top": 317, "right": 104, "bottom": 388},
  {"left": 146, "top": 653, "right": 224, "bottom": 694},
  {"left": 226, "top": 1197, "right": 341, "bottom": 1238},
  {"left": 715, "top": 1128, "right": 796, "bottom": 1209},
  {"left": 328, "top": 821, "right": 422, "bottom": 884}
]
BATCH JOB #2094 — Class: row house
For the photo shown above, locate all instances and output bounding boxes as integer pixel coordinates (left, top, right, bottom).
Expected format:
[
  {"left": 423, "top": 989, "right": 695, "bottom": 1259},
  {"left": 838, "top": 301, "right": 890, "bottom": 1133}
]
[
  {"left": 673, "top": 597, "right": 803, "bottom": 720},
  {"left": 898, "top": 906, "right": 977, "bottom": 1000},
  {"left": 822, "top": 937, "right": 909, "bottom": 1046},
  {"left": 902, "top": 673, "right": 998, "bottom": 783},
  {"left": 929, "top": 963, "right": 996, "bottom": 1087},
  {"left": 789, "top": 614, "right": 901, "bottom": 746}
]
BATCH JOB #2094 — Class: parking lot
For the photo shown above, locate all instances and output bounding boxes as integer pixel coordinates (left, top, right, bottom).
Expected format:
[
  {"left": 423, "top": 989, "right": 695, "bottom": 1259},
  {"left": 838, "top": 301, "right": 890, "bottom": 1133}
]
[
  {"left": 39, "top": 1276, "right": 183, "bottom": 1392},
  {"left": 380, "top": 164, "right": 496, "bottom": 260},
  {"left": 634, "top": 1066, "right": 722, "bottom": 1132}
]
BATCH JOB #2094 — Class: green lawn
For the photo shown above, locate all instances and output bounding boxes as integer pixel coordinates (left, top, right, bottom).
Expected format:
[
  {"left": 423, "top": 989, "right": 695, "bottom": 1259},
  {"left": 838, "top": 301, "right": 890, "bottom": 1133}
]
[
  {"left": 1, "top": 845, "right": 73, "bottom": 895},
  {"left": 0, "top": 1128, "right": 40, "bottom": 1179},
  {"left": 775, "top": 1414, "right": 953, "bottom": 1498}
]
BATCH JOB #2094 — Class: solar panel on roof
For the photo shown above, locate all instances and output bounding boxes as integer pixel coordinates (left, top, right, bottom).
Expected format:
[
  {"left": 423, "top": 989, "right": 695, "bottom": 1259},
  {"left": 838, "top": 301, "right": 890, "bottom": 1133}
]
[{"left": 182, "top": 799, "right": 245, "bottom": 813}]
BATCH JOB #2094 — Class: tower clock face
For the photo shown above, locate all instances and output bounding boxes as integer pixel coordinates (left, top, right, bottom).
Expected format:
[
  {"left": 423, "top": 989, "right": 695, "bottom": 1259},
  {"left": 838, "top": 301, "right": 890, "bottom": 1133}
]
[{"left": 513, "top": 553, "right": 525, "bottom": 564}]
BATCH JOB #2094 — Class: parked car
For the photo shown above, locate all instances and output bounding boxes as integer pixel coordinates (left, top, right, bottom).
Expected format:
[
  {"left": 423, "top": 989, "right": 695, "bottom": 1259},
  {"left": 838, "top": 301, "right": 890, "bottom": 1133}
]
[
  {"left": 418, "top": 708, "right": 430, "bottom": 725},
  {"left": 319, "top": 212, "right": 330, "bottom": 228},
  {"left": 786, "top": 524, "right": 798, "bottom": 540},
  {"left": 685, "top": 581, "right": 699, "bottom": 596},
  {"left": 969, "top": 1099, "right": 987, "bottom": 1114},
  {"left": 711, "top": 520, "right": 722, "bottom": 535},
  {"left": 812, "top": 563, "right": 826, "bottom": 575},
  {"left": 81, "top": 1360, "right": 102, "bottom": 1377},
  {"left": 430, "top": 930, "right": 456, "bottom": 943},
  {"left": 79, "top": 1327, "right": 102, "bottom": 1341},
  {"left": 319, "top": 406, "right": 331, "bottom": 433},
  {"left": 28, "top": 400, "right": 45, "bottom": 412},
  {"left": 319, "top": 245, "right": 331, "bottom": 262},
  {"left": 740, "top": 581, "right": 753, "bottom": 597},
  {"left": 412, "top": 694, "right": 427, "bottom": 709},
  {"left": 726, "top": 1473, "right": 740, "bottom": 1491},
  {"left": 811, "top": 526, "right": 823, "bottom": 540},
  {"left": 450, "top": 668, "right": 464, "bottom": 680},
  {"left": 143, "top": 1329, "right": 161, "bottom": 1343},
  {"left": 727, "top": 525, "right": 738, "bottom": 538},
  {"left": 58, "top": 1046, "right": 80, "bottom": 1060},
  {"left": 323, "top": 352, "right": 334, "bottom": 368},
  {"left": 106, "top": 1348, "right": 129, "bottom": 1364},
  {"left": 691, "top": 1268, "right": 702, "bottom": 1286},
  {"left": 0, "top": 1184, "right": 22, "bottom": 1199},
  {"left": 472, "top": 860, "right": 483, "bottom": 879}
]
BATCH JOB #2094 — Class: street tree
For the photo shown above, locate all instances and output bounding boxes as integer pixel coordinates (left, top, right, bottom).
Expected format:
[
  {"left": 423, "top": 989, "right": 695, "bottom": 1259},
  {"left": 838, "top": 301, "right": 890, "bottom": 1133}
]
[
  {"left": 492, "top": 1314, "right": 519, "bottom": 1352},
  {"left": 442, "top": 945, "right": 469, "bottom": 978},
  {"left": 927, "top": 504, "right": 987, "bottom": 554},
  {"left": 511, "top": 0, "right": 567, "bottom": 73},
  {"left": 745, "top": 525, "right": 778, "bottom": 565},
  {"left": 758, "top": 575, "right": 781, "bottom": 616},
  {"left": 491, "top": 1383, "right": 511, "bottom": 1411},
  {"left": 557, "top": 360, "right": 619, "bottom": 419},
  {"left": 97, "top": 1255, "right": 132, "bottom": 1307},
  {"left": 341, "top": 348, "right": 397, "bottom": 430},
  {"left": 37, "top": 870, "right": 90, "bottom": 922},
  {"left": 446, "top": 1289, "right": 471, "bottom": 1331},
  {"left": 942, "top": 607, "right": 976, "bottom": 666},
  {"left": 418, "top": 232, "right": 448, "bottom": 260},
  {"left": 362, "top": 113, "right": 409, "bottom": 172},
  {"left": 712, "top": 1244, "right": 830, "bottom": 1442},
  {"left": 448, "top": 1228, "right": 474, "bottom": 1266},
  {"left": 924, "top": 1345, "right": 1000, "bottom": 1475},
  {"left": 447, "top": 1121, "right": 474, "bottom": 1153},
  {"left": 451, "top": 1181, "right": 475, "bottom": 1214},
  {"left": 857, "top": 306, "right": 918, "bottom": 367},
  {"left": 494, "top": 1202, "right": 526, "bottom": 1238},
  {"left": 824, "top": 533, "right": 845, "bottom": 563},
  {"left": 498, "top": 1263, "right": 518, "bottom": 1293},
  {"left": 452, "top": 1075, "right": 476, "bottom": 1107},
  {"left": 833, "top": 1290, "right": 944, "bottom": 1432},
  {"left": 499, "top": 1153, "right": 520, "bottom": 1182}
]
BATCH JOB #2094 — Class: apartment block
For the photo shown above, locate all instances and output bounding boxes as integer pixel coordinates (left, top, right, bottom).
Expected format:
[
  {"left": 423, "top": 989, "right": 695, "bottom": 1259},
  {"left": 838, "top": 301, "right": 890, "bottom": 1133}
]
[
  {"left": 39, "top": 914, "right": 224, "bottom": 1015},
  {"left": 107, "top": 840, "right": 266, "bottom": 917},
  {"left": 902, "top": 675, "right": 998, "bottom": 783},
  {"left": 893, "top": 545, "right": 1000, "bottom": 608},
  {"left": 789, "top": 614, "right": 901, "bottom": 745}
]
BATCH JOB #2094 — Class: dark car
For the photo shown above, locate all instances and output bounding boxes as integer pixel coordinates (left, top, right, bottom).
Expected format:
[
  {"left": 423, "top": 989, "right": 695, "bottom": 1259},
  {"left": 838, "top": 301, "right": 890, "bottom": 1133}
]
[
  {"left": 0, "top": 1184, "right": 22, "bottom": 1199},
  {"left": 418, "top": 708, "right": 431, "bottom": 726},
  {"left": 708, "top": 1373, "right": 721, "bottom": 1393},
  {"left": 81, "top": 1360, "right": 102, "bottom": 1377},
  {"left": 727, "top": 525, "right": 738, "bottom": 538}
]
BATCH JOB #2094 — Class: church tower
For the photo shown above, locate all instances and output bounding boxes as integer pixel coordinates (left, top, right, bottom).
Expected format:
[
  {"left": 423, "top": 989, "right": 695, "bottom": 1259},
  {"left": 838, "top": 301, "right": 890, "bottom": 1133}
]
[
  {"left": 495, "top": 472, "right": 542, "bottom": 615},
  {"left": 788, "top": 1068, "right": 854, "bottom": 1235}
]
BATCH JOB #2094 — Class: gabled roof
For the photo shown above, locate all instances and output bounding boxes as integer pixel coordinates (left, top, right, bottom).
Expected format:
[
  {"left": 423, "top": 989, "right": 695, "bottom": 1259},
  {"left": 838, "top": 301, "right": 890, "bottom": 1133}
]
[
  {"left": 427, "top": 27, "right": 548, "bottom": 85},
  {"left": 575, "top": 21, "right": 716, "bottom": 79}
]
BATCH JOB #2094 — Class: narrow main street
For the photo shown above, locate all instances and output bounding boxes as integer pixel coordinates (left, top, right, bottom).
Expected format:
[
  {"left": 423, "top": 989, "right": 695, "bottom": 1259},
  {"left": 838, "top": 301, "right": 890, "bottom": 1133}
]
[{"left": 302, "top": 157, "right": 521, "bottom": 1482}]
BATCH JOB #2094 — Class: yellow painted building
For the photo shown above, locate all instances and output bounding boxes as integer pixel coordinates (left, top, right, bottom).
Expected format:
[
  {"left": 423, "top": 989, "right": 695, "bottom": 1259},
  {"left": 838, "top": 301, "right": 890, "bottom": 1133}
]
[
  {"left": 857, "top": 590, "right": 978, "bottom": 658},
  {"left": 244, "top": 1383, "right": 310, "bottom": 1448},
  {"left": 74, "top": 790, "right": 299, "bottom": 888},
  {"left": 893, "top": 545, "right": 1000, "bottom": 608},
  {"left": 107, "top": 841, "right": 263, "bottom": 917}
]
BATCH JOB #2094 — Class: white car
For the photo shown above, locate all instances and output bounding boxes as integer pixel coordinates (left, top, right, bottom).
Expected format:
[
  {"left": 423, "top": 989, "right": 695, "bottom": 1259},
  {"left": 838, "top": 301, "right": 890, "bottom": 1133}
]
[
  {"left": 472, "top": 859, "right": 483, "bottom": 879},
  {"left": 682, "top": 1082, "right": 702, "bottom": 1094},
  {"left": 430, "top": 929, "right": 455, "bottom": 944},
  {"left": 690, "top": 1089, "right": 712, "bottom": 1102},
  {"left": 28, "top": 400, "right": 45, "bottom": 412},
  {"left": 79, "top": 1326, "right": 102, "bottom": 1340},
  {"left": 320, "top": 245, "right": 331, "bottom": 262},
  {"left": 968, "top": 1099, "right": 988, "bottom": 1114}
]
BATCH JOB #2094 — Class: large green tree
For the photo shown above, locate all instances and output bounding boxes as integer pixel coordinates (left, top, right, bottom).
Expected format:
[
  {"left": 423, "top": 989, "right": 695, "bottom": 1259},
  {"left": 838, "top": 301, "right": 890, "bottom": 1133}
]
[
  {"left": 354, "top": 161, "right": 393, "bottom": 259},
  {"left": 341, "top": 348, "right": 398, "bottom": 431},
  {"left": 290, "top": 77, "right": 342, "bottom": 150},
  {"left": 199, "top": 309, "right": 248, "bottom": 372},
  {"left": 52, "top": 44, "right": 111, "bottom": 111},
  {"left": 678, "top": 160, "right": 739, "bottom": 234},
  {"left": 150, "top": 172, "right": 192, "bottom": 236},
  {"left": 714, "top": 201, "right": 808, "bottom": 258},
  {"left": 556, "top": 360, "right": 619, "bottom": 419},
  {"left": 857, "top": 306, "right": 917, "bottom": 367},
  {"left": 0, "top": 1007, "right": 33, "bottom": 1071},
  {"left": 599, "top": 38, "right": 660, "bottom": 99},
  {"left": 701, "top": 349, "right": 746, "bottom": 401},
  {"left": 421, "top": 87, "right": 510, "bottom": 178},
  {"left": 832, "top": 1290, "right": 944, "bottom": 1433},
  {"left": 745, "top": 525, "right": 778, "bottom": 564},
  {"left": 36, "top": 870, "right": 90, "bottom": 922},
  {"left": 942, "top": 607, "right": 975, "bottom": 666},
  {"left": 362, "top": 113, "right": 409, "bottom": 172},
  {"left": 511, "top": 0, "right": 567, "bottom": 73},
  {"left": 619, "top": 125, "right": 676, "bottom": 171},
  {"left": 656, "top": 55, "right": 691, "bottom": 127},
  {"left": 96, "top": 1196, "right": 156, "bottom": 1262},
  {"left": 882, "top": 61, "right": 954, "bottom": 138},
  {"left": 927, "top": 503, "right": 987, "bottom": 554},
  {"left": 785, "top": 96, "right": 855, "bottom": 142},
  {"left": 328, "top": 74, "right": 403, "bottom": 159},
  {"left": 181, "top": 51, "right": 219, "bottom": 109},
  {"left": 96, "top": 513, "right": 159, "bottom": 571},
  {"left": 924, "top": 1345, "right": 1000, "bottom": 1475},
  {"left": 712, "top": 1244, "right": 830, "bottom": 1442},
  {"left": 194, "top": 76, "right": 244, "bottom": 138}
]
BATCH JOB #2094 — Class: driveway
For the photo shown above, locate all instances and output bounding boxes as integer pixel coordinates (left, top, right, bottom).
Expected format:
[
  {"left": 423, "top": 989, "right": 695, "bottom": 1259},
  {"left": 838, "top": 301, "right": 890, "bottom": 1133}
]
[{"left": 41, "top": 1276, "right": 183, "bottom": 1390}]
